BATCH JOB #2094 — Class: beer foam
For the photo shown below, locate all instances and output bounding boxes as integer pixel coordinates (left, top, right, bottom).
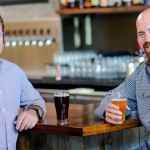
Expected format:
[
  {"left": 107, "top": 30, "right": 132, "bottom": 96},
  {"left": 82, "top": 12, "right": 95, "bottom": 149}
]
[
  {"left": 112, "top": 99, "right": 127, "bottom": 101},
  {"left": 54, "top": 94, "right": 69, "bottom": 97},
  {"left": 54, "top": 91, "right": 69, "bottom": 97}
]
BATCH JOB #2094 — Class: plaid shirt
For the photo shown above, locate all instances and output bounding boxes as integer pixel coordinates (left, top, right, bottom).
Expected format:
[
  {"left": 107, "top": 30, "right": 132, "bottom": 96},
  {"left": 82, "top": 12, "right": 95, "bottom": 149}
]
[{"left": 94, "top": 60, "right": 150, "bottom": 150}]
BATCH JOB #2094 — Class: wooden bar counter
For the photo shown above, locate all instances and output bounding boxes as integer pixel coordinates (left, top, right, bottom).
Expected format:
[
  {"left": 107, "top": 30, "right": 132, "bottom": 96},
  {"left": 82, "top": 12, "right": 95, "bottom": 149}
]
[{"left": 17, "top": 103, "right": 145, "bottom": 150}]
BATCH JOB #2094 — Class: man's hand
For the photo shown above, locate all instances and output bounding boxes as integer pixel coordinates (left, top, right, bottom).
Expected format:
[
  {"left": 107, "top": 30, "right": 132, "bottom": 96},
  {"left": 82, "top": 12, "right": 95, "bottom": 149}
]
[
  {"left": 105, "top": 103, "right": 130, "bottom": 124},
  {"left": 14, "top": 109, "right": 38, "bottom": 131}
]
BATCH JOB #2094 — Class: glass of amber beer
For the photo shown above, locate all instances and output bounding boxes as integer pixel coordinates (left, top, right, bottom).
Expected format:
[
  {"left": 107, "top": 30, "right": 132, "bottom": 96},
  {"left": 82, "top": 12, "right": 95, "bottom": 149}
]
[{"left": 111, "top": 91, "right": 127, "bottom": 121}]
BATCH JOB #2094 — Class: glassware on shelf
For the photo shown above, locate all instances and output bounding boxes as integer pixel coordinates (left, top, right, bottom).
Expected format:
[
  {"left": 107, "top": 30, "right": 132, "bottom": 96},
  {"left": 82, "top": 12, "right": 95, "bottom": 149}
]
[
  {"left": 75, "top": 0, "right": 84, "bottom": 9},
  {"left": 45, "top": 63, "right": 56, "bottom": 78},
  {"left": 52, "top": 51, "right": 136, "bottom": 79},
  {"left": 59, "top": 0, "right": 68, "bottom": 9},
  {"left": 68, "top": 0, "right": 76, "bottom": 8}
]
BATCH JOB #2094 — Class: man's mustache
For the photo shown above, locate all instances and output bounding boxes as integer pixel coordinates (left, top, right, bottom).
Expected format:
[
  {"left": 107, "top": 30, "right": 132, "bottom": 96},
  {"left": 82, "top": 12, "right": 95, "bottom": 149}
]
[{"left": 143, "top": 42, "right": 150, "bottom": 50}]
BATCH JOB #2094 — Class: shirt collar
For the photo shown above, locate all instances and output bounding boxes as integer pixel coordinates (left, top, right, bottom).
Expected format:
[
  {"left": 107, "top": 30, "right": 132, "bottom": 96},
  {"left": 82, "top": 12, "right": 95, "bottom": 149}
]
[
  {"left": 0, "top": 59, "right": 2, "bottom": 71},
  {"left": 145, "top": 60, "right": 150, "bottom": 74},
  {"left": 145, "top": 60, "right": 150, "bottom": 66}
]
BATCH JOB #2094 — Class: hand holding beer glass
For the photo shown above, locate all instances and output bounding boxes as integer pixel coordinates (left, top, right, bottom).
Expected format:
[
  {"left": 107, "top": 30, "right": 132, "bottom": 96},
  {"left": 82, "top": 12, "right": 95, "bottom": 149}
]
[
  {"left": 111, "top": 90, "right": 127, "bottom": 122},
  {"left": 54, "top": 91, "right": 70, "bottom": 125}
]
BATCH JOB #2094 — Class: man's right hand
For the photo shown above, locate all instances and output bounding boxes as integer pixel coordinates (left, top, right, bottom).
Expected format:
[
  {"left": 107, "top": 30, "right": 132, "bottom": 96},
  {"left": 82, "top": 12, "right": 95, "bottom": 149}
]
[{"left": 105, "top": 103, "right": 123, "bottom": 124}]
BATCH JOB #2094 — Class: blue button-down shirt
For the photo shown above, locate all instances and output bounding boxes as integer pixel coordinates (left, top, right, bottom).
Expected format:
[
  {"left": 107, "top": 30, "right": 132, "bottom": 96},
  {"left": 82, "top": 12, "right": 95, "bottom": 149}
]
[
  {"left": 0, "top": 58, "right": 46, "bottom": 150},
  {"left": 94, "top": 60, "right": 150, "bottom": 149}
]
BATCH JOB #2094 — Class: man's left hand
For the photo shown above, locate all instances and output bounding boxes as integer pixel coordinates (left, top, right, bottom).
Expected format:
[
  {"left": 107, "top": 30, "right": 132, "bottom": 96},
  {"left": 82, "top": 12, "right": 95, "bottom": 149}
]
[{"left": 14, "top": 109, "right": 38, "bottom": 131}]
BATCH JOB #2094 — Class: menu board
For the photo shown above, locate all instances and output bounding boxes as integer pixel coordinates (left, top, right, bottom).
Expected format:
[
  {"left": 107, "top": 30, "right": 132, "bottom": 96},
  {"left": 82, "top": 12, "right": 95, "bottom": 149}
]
[{"left": 0, "top": 0, "right": 48, "bottom": 5}]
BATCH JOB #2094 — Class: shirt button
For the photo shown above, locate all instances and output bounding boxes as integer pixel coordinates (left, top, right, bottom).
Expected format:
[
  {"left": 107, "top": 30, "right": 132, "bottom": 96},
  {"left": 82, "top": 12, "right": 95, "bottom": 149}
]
[
  {"left": 8, "top": 126, "right": 9, "bottom": 129},
  {"left": 0, "top": 91, "right": 2, "bottom": 94},
  {"left": 2, "top": 108, "right": 5, "bottom": 112}
]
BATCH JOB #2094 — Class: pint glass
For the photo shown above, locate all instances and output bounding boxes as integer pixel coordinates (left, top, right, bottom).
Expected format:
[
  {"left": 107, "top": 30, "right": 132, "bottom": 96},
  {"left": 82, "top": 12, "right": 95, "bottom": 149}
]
[
  {"left": 54, "top": 91, "right": 70, "bottom": 125},
  {"left": 112, "top": 99, "right": 127, "bottom": 121},
  {"left": 111, "top": 90, "right": 127, "bottom": 122}
]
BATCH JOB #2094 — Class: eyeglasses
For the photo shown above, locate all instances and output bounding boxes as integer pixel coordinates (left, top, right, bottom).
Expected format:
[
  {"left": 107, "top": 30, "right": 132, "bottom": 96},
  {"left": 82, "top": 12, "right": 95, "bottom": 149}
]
[{"left": 0, "top": 32, "right": 3, "bottom": 38}]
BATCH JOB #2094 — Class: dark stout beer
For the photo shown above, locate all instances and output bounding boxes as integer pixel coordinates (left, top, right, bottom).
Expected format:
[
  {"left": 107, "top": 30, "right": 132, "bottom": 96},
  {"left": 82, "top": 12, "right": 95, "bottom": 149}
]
[{"left": 54, "top": 91, "right": 69, "bottom": 125}]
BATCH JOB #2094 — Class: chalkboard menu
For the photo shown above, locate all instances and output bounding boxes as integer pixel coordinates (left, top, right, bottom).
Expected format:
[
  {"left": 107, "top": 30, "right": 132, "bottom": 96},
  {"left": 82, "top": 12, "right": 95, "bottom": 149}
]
[{"left": 0, "top": 0, "right": 48, "bottom": 5}]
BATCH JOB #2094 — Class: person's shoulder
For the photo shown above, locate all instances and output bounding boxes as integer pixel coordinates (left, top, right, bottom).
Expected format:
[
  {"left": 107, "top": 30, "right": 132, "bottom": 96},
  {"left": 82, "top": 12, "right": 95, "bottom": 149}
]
[
  {"left": 1, "top": 59, "right": 24, "bottom": 73},
  {"left": 134, "top": 61, "right": 147, "bottom": 76},
  {"left": 138, "top": 61, "right": 145, "bottom": 71}
]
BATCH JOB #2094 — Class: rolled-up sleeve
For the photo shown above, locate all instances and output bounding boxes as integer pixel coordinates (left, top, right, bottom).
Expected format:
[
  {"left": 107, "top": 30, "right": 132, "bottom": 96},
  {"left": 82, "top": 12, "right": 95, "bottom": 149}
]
[
  {"left": 94, "top": 91, "right": 112, "bottom": 119},
  {"left": 19, "top": 68, "right": 46, "bottom": 117},
  {"left": 94, "top": 83, "right": 126, "bottom": 119},
  {"left": 94, "top": 66, "right": 138, "bottom": 119}
]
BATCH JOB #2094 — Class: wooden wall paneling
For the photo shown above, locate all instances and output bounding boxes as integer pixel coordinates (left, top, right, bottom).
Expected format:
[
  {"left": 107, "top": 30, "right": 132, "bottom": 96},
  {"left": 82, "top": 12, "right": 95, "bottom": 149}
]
[
  {"left": 84, "top": 134, "right": 104, "bottom": 150},
  {"left": 17, "top": 129, "right": 145, "bottom": 150},
  {"left": 1, "top": 20, "right": 60, "bottom": 78},
  {"left": 17, "top": 131, "right": 47, "bottom": 150},
  {"left": 67, "top": 136, "right": 84, "bottom": 150},
  {"left": 123, "top": 128, "right": 140, "bottom": 150},
  {"left": 104, "top": 131, "right": 123, "bottom": 150},
  {"left": 46, "top": 134, "right": 60, "bottom": 150},
  {"left": 139, "top": 127, "right": 146, "bottom": 147}
]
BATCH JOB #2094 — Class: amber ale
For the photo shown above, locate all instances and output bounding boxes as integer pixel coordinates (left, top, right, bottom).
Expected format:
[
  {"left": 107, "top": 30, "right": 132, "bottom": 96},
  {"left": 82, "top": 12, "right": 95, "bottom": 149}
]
[
  {"left": 54, "top": 91, "right": 69, "bottom": 125},
  {"left": 112, "top": 99, "right": 127, "bottom": 121}
]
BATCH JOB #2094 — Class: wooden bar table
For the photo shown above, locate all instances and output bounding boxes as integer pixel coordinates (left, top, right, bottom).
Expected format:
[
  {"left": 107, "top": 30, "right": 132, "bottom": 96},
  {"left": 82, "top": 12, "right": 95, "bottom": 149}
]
[{"left": 17, "top": 103, "right": 145, "bottom": 150}]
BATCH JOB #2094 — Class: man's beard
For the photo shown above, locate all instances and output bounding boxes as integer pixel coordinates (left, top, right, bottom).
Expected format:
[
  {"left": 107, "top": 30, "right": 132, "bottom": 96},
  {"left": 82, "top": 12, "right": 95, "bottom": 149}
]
[{"left": 143, "top": 42, "right": 150, "bottom": 60}]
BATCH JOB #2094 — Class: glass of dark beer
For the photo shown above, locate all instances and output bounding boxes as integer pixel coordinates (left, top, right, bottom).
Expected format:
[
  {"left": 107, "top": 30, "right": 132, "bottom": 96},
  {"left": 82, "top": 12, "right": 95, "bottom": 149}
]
[{"left": 54, "top": 91, "right": 70, "bottom": 125}]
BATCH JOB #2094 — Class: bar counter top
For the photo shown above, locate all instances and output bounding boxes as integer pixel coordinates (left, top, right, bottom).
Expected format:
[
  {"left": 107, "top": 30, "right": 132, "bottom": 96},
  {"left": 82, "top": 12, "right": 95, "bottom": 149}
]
[
  {"left": 29, "top": 77, "right": 124, "bottom": 91},
  {"left": 33, "top": 103, "right": 141, "bottom": 137}
]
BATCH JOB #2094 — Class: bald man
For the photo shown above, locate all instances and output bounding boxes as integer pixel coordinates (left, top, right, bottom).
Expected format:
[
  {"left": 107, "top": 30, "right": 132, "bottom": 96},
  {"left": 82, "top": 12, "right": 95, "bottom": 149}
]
[{"left": 94, "top": 8, "right": 150, "bottom": 150}]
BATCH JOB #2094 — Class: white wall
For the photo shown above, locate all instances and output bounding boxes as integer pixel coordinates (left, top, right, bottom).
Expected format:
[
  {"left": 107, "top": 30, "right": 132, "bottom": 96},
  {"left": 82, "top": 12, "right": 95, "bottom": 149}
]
[{"left": 0, "top": 0, "right": 60, "bottom": 22}]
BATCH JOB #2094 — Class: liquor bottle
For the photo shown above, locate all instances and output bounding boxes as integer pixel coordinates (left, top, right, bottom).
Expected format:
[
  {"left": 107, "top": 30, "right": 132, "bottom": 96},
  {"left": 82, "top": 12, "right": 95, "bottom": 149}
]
[
  {"left": 122, "top": 0, "right": 131, "bottom": 6},
  {"left": 91, "top": 0, "right": 100, "bottom": 7},
  {"left": 68, "top": 0, "right": 75, "bottom": 8},
  {"left": 75, "top": 0, "right": 84, "bottom": 9},
  {"left": 113, "top": 0, "right": 122, "bottom": 6},
  {"left": 108, "top": 0, "right": 115, "bottom": 7},
  {"left": 100, "top": 0, "right": 108, "bottom": 7},
  {"left": 132, "top": 0, "right": 144, "bottom": 5},
  {"left": 59, "top": 0, "right": 68, "bottom": 9},
  {"left": 84, "top": 0, "right": 91, "bottom": 8}
]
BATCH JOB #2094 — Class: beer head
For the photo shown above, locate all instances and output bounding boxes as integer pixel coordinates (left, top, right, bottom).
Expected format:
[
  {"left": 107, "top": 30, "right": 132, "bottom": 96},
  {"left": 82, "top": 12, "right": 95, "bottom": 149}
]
[
  {"left": 111, "top": 98, "right": 127, "bottom": 102},
  {"left": 54, "top": 90, "right": 69, "bottom": 97}
]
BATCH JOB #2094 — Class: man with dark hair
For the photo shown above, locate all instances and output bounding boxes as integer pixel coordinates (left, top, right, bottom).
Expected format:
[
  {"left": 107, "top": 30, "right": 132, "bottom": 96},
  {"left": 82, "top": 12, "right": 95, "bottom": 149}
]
[
  {"left": 95, "top": 8, "right": 150, "bottom": 150},
  {"left": 0, "top": 15, "right": 46, "bottom": 150}
]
